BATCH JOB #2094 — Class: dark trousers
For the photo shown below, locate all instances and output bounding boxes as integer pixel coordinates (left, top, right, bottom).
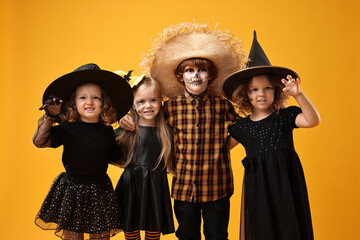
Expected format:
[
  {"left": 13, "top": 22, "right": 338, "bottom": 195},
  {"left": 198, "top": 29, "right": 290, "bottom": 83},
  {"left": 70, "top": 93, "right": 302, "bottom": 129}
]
[{"left": 174, "top": 196, "right": 230, "bottom": 240}]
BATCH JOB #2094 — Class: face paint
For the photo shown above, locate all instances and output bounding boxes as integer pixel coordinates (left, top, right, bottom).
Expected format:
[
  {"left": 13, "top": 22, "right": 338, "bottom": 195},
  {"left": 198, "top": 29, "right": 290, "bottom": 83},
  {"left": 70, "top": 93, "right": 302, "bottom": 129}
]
[{"left": 182, "top": 66, "right": 209, "bottom": 95}]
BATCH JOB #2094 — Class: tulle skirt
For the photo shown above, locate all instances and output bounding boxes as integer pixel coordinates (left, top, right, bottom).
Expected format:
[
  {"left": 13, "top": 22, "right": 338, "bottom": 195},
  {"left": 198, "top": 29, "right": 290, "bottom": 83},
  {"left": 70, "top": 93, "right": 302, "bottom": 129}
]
[{"left": 35, "top": 172, "right": 122, "bottom": 239}]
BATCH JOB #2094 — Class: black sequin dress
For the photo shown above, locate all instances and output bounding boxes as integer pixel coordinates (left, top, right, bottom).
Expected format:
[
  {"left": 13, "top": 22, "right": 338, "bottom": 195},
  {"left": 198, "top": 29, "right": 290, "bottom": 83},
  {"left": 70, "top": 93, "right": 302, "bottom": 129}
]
[
  {"left": 35, "top": 121, "right": 122, "bottom": 239},
  {"left": 115, "top": 126, "right": 175, "bottom": 234},
  {"left": 229, "top": 107, "right": 314, "bottom": 240}
]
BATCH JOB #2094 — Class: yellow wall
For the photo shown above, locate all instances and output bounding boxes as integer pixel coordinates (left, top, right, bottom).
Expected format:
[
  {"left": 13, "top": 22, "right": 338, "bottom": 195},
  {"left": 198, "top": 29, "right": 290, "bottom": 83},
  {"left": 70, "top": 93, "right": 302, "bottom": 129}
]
[{"left": 1, "top": 0, "right": 359, "bottom": 239}]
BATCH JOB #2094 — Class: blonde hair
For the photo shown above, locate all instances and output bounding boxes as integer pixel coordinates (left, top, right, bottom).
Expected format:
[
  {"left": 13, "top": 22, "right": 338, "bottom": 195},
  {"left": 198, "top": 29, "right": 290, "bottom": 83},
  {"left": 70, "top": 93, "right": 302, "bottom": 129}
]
[
  {"left": 116, "top": 77, "right": 175, "bottom": 174},
  {"left": 232, "top": 74, "right": 288, "bottom": 116},
  {"left": 65, "top": 83, "right": 117, "bottom": 125}
]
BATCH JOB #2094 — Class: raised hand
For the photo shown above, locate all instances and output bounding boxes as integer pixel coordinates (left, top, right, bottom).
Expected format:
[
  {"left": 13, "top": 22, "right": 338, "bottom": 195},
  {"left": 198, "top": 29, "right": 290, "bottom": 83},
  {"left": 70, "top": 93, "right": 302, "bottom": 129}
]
[
  {"left": 281, "top": 75, "right": 301, "bottom": 96},
  {"left": 39, "top": 95, "right": 62, "bottom": 117}
]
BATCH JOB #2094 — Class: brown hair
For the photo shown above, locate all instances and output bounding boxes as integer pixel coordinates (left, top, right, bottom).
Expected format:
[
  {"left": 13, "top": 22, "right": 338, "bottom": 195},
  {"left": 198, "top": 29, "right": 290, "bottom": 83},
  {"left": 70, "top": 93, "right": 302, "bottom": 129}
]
[
  {"left": 115, "top": 77, "right": 175, "bottom": 174},
  {"left": 174, "top": 58, "right": 218, "bottom": 85},
  {"left": 65, "top": 83, "right": 117, "bottom": 126},
  {"left": 232, "top": 74, "right": 288, "bottom": 116}
]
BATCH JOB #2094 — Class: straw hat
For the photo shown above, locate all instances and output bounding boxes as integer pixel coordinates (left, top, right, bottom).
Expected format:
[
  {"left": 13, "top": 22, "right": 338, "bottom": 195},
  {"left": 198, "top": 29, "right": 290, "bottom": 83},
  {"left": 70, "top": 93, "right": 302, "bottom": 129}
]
[
  {"left": 42, "top": 63, "right": 133, "bottom": 122},
  {"left": 222, "top": 31, "right": 300, "bottom": 100},
  {"left": 140, "top": 22, "right": 247, "bottom": 98}
]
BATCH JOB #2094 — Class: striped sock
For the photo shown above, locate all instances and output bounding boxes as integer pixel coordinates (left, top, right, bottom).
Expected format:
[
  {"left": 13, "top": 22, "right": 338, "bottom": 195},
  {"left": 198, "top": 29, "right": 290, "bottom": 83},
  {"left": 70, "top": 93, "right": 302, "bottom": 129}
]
[
  {"left": 124, "top": 230, "right": 141, "bottom": 240},
  {"left": 145, "top": 231, "right": 161, "bottom": 240}
]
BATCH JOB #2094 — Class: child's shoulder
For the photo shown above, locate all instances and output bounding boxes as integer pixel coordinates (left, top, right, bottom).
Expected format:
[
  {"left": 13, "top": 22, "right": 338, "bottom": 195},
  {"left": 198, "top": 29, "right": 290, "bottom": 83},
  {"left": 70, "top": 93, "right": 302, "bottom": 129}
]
[{"left": 279, "top": 106, "right": 302, "bottom": 115}]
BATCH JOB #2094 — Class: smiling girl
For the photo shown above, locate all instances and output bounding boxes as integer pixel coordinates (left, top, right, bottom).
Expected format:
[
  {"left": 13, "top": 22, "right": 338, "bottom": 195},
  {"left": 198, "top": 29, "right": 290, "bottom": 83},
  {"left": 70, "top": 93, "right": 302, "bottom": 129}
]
[
  {"left": 33, "top": 63, "right": 133, "bottom": 240},
  {"left": 223, "top": 32, "right": 320, "bottom": 240},
  {"left": 114, "top": 73, "right": 175, "bottom": 240}
]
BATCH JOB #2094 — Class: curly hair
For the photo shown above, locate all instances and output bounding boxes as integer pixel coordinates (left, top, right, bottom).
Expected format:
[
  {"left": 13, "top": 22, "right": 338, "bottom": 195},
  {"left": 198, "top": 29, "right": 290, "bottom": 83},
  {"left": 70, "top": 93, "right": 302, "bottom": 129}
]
[
  {"left": 232, "top": 74, "right": 288, "bottom": 116},
  {"left": 65, "top": 83, "right": 117, "bottom": 126},
  {"left": 174, "top": 58, "right": 218, "bottom": 85}
]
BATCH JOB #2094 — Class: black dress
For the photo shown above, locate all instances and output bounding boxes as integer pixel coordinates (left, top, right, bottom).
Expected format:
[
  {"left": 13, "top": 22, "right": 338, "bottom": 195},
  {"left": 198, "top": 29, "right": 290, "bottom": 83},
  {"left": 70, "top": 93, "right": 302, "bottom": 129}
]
[
  {"left": 115, "top": 126, "right": 175, "bottom": 234},
  {"left": 229, "top": 107, "right": 314, "bottom": 240},
  {"left": 35, "top": 121, "right": 122, "bottom": 239}
]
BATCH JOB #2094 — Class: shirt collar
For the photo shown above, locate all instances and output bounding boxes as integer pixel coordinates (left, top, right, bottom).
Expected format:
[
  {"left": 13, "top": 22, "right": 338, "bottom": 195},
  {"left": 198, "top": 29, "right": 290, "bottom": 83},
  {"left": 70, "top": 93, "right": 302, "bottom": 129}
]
[{"left": 184, "top": 89, "right": 209, "bottom": 102}]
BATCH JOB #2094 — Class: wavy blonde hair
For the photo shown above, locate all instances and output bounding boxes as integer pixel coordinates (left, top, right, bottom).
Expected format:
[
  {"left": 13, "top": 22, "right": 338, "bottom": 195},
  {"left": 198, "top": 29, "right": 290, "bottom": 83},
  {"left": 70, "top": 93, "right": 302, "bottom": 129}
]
[
  {"left": 65, "top": 83, "right": 117, "bottom": 126},
  {"left": 115, "top": 77, "right": 175, "bottom": 174},
  {"left": 232, "top": 74, "right": 288, "bottom": 116}
]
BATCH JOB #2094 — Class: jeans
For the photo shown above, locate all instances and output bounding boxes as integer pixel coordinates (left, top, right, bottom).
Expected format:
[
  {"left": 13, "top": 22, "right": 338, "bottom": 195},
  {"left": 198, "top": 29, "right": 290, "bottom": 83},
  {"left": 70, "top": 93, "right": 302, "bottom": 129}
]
[{"left": 174, "top": 196, "right": 230, "bottom": 240}]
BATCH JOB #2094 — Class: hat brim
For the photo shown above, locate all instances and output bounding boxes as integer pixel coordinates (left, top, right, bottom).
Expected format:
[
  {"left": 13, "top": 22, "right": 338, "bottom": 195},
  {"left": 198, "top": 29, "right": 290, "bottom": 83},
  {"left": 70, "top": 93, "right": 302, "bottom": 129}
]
[
  {"left": 150, "top": 32, "right": 243, "bottom": 98},
  {"left": 222, "top": 66, "right": 300, "bottom": 100},
  {"left": 43, "top": 69, "right": 133, "bottom": 122}
]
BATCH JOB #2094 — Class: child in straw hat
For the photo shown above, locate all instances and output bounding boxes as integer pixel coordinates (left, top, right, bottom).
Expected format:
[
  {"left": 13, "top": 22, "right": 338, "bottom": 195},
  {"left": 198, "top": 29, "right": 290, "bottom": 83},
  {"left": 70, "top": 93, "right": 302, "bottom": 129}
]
[{"left": 120, "top": 22, "right": 247, "bottom": 239}]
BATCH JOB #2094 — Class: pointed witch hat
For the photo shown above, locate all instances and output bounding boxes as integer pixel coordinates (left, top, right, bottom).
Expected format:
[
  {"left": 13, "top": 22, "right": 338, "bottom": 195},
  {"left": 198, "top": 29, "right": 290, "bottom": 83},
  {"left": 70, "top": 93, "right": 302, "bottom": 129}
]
[{"left": 222, "top": 31, "right": 300, "bottom": 100}]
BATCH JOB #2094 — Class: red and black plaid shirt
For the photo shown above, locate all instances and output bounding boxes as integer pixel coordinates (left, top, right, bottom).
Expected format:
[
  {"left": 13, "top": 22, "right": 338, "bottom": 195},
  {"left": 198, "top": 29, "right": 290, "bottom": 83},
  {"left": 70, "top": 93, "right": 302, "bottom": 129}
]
[{"left": 164, "top": 90, "right": 239, "bottom": 203}]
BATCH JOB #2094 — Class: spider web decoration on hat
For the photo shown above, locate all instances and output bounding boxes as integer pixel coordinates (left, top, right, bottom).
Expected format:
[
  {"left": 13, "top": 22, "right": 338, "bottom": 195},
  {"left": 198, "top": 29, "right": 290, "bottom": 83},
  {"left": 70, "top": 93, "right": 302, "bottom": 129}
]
[{"left": 140, "top": 22, "right": 248, "bottom": 98}]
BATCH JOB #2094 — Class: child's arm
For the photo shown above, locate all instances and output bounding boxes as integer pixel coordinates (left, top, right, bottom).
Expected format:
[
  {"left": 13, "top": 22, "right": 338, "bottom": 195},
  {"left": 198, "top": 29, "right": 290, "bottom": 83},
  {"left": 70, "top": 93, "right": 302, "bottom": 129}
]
[
  {"left": 227, "top": 136, "right": 240, "bottom": 150},
  {"left": 33, "top": 97, "right": 62, "bottom": 148},
  {"left": 282, "top": 75, "right": 321, "bottom": 128}
]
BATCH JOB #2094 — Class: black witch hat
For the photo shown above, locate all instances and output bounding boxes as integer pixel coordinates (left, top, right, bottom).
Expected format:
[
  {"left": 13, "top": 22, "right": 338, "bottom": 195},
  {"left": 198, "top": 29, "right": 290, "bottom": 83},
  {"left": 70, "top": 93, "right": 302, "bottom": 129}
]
[
  {"left": 222, "top": 31, "right": 300, "bottom": 100},
  {"left": 42, "top": 63, "right": 133, "bottom": 122}
]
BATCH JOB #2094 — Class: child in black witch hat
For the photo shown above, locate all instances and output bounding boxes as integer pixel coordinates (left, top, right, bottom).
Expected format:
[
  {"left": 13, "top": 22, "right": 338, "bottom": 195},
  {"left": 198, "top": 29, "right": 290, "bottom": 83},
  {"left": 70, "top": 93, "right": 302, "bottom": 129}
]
[
  {"left": 223, "top": 32, "right": 320, "bottom": 240},
  {"left": 33, "top": 63, "right": 133, "bottom": 240}
]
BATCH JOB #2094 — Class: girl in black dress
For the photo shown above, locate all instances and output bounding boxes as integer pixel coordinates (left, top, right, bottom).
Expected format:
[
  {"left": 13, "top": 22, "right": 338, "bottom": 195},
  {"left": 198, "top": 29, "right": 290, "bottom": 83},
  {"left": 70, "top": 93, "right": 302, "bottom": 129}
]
[
  {"left": 33, "top": 63, "right": 133, "bottom": 240},
  {"left": 222, "top": 32, "right": 321, "bottom": 240},
  {"left": 114, "top": 73, "right": 175, "bottom": 240}
]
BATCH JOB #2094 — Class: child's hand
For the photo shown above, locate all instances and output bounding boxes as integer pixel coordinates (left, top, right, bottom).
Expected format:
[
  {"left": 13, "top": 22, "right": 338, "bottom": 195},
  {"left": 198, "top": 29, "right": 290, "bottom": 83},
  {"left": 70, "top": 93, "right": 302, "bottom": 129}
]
[
  {"left": 119, "top": 114, "right": 135, "bottom": 131},
  {"left": 39, "top": 95, "right": 62, "bottom": 117},
  {"left": 282, "top": 75, "right": 301, "bottom": 96}
]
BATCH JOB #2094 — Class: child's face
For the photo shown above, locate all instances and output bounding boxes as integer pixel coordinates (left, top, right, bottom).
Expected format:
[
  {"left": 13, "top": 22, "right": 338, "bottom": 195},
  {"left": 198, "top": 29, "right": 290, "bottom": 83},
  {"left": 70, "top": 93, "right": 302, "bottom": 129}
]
[
  {"left": 247, "top": 75, "right": 275, "bottom": 113},
  {"left": 133, "top": 86, "right": 161, "bottom": 126},
  {"left": 75, "top": 83, "right": 103, "bottom": 123},
  {"left": 181, "top": 66, "right": 209, "bottom": 95}
]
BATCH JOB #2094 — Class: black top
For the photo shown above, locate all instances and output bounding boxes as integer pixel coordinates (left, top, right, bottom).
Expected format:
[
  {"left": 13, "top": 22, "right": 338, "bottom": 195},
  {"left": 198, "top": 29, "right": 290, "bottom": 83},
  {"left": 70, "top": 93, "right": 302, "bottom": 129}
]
[
  {"left": 230, "top": 106, "right": 301, "bottom": 157},
  {"left": 50, "top": 121, "right": 120, "bottom": 181}
]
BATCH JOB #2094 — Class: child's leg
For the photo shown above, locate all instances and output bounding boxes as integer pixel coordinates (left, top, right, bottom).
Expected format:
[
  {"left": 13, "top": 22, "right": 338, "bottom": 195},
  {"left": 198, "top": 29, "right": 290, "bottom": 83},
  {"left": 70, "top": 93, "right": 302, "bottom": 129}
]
[
  {"left": 174, "top": 200, "right": 201, "bottom": 240},
  {"left": 63, "top": 230, "right": 84, "bottom": 240},
  {"left": 201, "top": 196, "right": 230, "bottom": 240},
  {"left": 145, "top": 230, "right": 161, "bottom": 240},
  {"left": 89, "top": 231, "right": 110, "bottom": 240},
  {"left": 124, "top": 230, "right": 141, "bottom": 240}
]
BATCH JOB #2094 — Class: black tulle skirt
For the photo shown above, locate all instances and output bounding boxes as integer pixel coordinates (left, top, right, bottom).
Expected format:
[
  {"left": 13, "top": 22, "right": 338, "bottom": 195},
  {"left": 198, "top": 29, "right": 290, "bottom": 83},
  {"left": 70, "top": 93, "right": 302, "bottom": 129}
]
[{"left": 35, "top": 172, "right": 122, "bottom": 239}]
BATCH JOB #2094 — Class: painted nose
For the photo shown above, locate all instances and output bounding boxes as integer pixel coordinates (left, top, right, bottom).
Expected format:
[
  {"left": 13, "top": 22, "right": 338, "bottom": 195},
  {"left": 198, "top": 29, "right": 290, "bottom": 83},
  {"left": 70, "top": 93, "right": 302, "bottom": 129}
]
[{"left": 194, "top": 71, "right": 199, "bottom": 77}]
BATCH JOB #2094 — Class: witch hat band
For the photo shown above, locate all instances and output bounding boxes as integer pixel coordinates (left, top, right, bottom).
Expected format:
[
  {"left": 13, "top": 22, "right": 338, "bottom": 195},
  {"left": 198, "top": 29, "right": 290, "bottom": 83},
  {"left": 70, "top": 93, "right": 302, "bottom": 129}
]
[{"left": 222, "top": 31, "right": 300, "bottom": 100}]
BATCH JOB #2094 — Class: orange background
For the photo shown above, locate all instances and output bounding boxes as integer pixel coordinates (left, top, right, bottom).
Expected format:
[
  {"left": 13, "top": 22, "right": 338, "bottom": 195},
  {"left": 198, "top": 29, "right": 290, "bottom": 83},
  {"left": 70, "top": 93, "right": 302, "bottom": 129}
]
[{"left": 0, "top": 0, "right": 359, "bottom": 239}]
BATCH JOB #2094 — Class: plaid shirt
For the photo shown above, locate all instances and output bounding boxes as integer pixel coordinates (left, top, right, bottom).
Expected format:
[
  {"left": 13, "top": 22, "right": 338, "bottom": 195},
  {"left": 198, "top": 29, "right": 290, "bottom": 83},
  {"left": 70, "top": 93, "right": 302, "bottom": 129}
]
[{"left": 164, "top": 90, "right": 239, "bottom": 203}]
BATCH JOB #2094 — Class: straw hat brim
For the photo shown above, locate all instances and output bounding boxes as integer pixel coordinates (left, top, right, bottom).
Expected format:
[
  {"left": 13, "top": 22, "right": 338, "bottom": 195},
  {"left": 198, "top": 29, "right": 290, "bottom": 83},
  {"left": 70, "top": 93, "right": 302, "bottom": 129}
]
[
  {"left": 222, "top": 66, "right": 300, "bottom": 100},
  {"left": 141, "top": 23, "right": 247, "bottom": 98},
  {"left": 42, "top": 70, "right": 133, "bottom": 122}
]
